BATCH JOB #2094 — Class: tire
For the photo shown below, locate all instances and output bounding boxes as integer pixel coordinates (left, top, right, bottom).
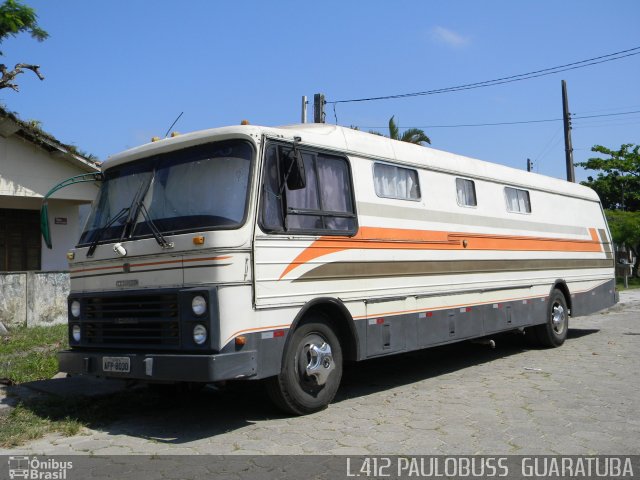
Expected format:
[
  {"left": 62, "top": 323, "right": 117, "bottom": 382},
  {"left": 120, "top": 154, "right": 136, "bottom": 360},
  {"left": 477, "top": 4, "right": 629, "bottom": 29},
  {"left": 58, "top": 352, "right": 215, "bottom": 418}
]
[
  {"left": 530, "top": 289, "right": 569, "bottom": 348},
  {"left": 266, "top": 318, "right": 343, "bottom": 415}
]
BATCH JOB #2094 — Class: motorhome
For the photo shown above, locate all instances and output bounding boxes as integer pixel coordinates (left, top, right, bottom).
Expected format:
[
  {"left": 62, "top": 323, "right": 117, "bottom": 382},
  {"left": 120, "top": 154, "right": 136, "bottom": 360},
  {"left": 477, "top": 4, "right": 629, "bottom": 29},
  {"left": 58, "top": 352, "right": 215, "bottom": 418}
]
[{"left": 48, "top": 123, "right": 617, "bottom": 414}]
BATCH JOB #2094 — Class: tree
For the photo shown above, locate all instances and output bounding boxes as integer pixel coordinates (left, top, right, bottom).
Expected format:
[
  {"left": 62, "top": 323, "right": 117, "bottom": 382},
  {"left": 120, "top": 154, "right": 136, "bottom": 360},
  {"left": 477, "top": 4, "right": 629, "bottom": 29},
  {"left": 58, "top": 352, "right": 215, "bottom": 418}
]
[
  {"left": 578, "top": 143, "right": 640, "bottom": 277},
  {"left": 577, "top": 144, "right": 640, "bottom": 211},
  {"left": 388, "top": 115, "right": 431, "bottom": 145},
  {"left": 353, "top": 116, "right": 432, "bottom": 145},
  {"left": 605, "top": 210, "right": 640, "bottom": 277},
  {"left": 0, "top": 0, "right": 48, "bottom": 91}
]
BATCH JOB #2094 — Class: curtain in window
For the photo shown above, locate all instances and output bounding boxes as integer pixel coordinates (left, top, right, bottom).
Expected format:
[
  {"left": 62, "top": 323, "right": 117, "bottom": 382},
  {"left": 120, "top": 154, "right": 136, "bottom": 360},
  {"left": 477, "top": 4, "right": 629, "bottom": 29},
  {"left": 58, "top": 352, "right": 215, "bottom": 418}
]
[
  {"left": 374, "top": 164, "right": 419, "bottom": 200},
  {"left": 505, "top": 187, "right": 530, "bottom": 213},
  {"left": 286, "top": 153, "right": 321, "bottom": 229},
  {"left": 456, "top": 178, "right": 476, "bottom": 206}
]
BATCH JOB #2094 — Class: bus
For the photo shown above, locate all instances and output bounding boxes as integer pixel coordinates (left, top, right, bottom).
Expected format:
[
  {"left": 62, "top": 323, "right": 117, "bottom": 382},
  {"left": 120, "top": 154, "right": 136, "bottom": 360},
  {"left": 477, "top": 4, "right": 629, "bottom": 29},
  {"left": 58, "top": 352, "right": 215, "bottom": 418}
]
[{"left": 46, "top": 123, "right": 617, "bottom": 414}]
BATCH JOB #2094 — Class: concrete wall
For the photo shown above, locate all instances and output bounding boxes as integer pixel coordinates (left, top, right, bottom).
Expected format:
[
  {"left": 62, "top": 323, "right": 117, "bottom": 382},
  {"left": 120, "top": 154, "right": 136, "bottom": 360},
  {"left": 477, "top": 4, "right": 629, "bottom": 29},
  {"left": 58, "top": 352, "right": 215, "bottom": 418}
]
[{"left": 0, "top": 272, "right": 69, "bottom": 331}]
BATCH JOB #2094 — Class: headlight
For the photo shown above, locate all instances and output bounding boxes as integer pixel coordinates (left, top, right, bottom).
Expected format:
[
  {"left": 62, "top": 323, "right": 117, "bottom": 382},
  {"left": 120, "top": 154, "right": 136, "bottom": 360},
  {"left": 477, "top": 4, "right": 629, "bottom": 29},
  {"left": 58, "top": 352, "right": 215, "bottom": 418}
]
[
  {"left": 71, "top": 300, "right": 81, "bottom": 318},
  {"left": 193, "top": 324, "right": 207, "bottom": 345},
  {"left": 72, "top": 325, "right": 81, "bottom": 342},
  {"left": 191, "top": 295, "right": 207, "bottom": 316}
]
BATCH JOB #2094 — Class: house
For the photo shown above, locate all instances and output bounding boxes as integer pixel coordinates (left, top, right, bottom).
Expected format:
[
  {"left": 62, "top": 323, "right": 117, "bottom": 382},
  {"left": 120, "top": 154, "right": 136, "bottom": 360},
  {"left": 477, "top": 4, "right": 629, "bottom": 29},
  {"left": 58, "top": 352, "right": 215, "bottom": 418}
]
[{"left": 0, "top": 107, "right": 99, "bottom": 331}]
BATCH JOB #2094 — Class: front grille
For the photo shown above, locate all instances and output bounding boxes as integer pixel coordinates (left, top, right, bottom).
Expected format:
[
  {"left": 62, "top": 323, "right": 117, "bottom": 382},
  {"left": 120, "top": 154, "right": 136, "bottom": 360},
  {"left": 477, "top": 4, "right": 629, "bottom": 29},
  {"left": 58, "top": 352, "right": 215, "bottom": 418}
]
[{"left": 83, "top": 293, "right": 180, "bottom": 348}]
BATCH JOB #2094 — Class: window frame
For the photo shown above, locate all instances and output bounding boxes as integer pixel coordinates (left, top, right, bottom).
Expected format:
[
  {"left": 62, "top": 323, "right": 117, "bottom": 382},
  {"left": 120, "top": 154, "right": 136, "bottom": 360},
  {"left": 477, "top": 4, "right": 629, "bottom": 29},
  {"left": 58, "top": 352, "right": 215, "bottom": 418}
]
[
  {"left": 455, "top": 177, "right": 478, "bottom": 208},
  {"left": 372, "top": 161, "right": 422, "bottom": 202},
  {"left": 258, "top": 141, "right": 358, "bottom": 236},
  {"left": 504, "top": 186, "right": 532, "bottom": 214}
]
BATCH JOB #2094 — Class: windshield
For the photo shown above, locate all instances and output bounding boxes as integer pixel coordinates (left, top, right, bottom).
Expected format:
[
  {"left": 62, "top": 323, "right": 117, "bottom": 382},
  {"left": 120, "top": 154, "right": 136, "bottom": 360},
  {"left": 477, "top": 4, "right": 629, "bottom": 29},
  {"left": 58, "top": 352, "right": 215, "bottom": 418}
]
[{"left": 79, "top": 140, "right": 253, "bottom": 246}]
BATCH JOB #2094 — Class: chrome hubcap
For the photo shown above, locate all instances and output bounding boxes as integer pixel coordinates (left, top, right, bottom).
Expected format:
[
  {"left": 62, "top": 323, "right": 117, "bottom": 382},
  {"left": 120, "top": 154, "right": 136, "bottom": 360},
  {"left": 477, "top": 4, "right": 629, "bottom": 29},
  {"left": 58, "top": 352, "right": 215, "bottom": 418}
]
[
  {"left": 551, "top": 303, "right": 566, "bottom": 334},
  {"left": 302, "top": 338, "right": 334, "bottom": 386}
]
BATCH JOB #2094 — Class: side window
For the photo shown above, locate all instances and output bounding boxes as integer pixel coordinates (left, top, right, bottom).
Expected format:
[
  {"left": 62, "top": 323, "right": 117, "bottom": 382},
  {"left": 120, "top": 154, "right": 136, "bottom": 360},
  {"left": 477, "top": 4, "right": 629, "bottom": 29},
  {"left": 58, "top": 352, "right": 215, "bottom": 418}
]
[
  {"left": 373, "top": 163, "right": 421, "bottom": 201},
  {"left": 260, "top": 144, "right": 357, "bottom": 234},
  {"left": 456, "top": 178, "right": 477, "bottom": 207},
  {"left": 504, "top": 187, "right": 531, "bottom": 213}
]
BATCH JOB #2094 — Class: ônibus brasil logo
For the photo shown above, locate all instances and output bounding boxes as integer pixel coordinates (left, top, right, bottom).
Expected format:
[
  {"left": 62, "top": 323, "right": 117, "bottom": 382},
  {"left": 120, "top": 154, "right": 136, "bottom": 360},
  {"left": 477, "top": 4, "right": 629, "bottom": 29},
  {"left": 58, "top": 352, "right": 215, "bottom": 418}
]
[{"left": 8, "top": 456, "right": 73, "bottom": 480}]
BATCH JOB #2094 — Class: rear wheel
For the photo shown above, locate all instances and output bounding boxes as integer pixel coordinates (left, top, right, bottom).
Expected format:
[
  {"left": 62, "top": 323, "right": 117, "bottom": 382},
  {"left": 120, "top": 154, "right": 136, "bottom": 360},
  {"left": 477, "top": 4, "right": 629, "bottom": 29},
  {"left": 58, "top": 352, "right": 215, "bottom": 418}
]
[
  {"left": 266, "top": 318, "right": 343, "bottom": 415},
  {"left": 530, "top": 289, "right": 568, "bottom": 347}
]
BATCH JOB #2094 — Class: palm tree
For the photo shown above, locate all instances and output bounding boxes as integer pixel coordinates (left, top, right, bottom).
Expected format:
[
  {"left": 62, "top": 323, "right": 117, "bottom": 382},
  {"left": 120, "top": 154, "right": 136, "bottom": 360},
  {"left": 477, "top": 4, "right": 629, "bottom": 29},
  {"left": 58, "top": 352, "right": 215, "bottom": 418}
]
[{"left": 388, "top": 115, "right": 431, "bottom": 145}]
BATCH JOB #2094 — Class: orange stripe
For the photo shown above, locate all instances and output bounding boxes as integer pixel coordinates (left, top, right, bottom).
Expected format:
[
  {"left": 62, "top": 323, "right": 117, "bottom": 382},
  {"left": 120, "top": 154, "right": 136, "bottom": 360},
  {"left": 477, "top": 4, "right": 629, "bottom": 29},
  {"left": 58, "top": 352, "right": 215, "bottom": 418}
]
[
  {"left": 353, "top": 294, "right": 547, "bottom": 319},
  {"left": 71, "top": 255, "right": 231, "bottom": 274},
  {"left": 279, "top": 226, "right": 603, "bottom": 279},
  {"left": 352, "top": 279, "right": 610, "bottom": 320},
  {"left": 224, "top": 323, "right": 291, "bottom": 344}
]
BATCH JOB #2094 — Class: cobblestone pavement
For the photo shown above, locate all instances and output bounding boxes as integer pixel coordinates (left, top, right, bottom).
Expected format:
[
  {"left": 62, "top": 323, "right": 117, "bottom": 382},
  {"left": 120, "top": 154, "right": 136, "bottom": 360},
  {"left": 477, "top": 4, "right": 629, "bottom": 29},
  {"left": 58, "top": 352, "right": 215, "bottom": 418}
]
[{"left": 2, "top": 290, "right": 639, "bottom": 456}]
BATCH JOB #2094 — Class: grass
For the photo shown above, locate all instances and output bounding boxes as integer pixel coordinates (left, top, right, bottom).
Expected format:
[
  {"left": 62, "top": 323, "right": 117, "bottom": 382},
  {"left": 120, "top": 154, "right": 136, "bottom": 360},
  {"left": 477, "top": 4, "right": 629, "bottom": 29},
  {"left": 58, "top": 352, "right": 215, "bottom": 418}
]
[
  {"left": 0, "top": 323, "right": 68, "bottom": 384},
  {"left": 0, "top": 324, "right": 209, "bottom": 447},
  {"left": 0, "top": 389, "right": 161, "bottom": 448},
  {"left": 0, "top": 323, "right": 79, "bottom": 447},
  {"left": 0, "top": 385, "right": 203, "bottom": 448},
  {"left": 617, "top": 276, "right": 640, "bottom": 290}
]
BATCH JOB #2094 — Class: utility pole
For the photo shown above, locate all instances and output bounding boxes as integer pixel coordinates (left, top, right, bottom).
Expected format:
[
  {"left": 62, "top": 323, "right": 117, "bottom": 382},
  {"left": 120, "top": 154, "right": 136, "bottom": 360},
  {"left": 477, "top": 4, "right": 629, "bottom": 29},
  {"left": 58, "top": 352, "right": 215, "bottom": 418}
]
[
  {"left": 526, "top": 158, "right": 533, "bottom": 172},
  {"left": 313, "top": 93, "right": 325, "bottom": 123},
  {"left": 301, "top": 96, "right": 308, "bottom": 123},
  {"left": 562, "top": 80, "right": 575, "bottom": 182}
]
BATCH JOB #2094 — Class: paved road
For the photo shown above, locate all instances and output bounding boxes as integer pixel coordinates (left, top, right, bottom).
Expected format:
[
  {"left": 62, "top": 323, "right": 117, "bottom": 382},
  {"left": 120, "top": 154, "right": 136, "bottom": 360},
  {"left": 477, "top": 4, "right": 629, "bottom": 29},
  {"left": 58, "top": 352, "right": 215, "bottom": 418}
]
[{"left": 2, "top": 290, "right": 639, "bottom": 456}]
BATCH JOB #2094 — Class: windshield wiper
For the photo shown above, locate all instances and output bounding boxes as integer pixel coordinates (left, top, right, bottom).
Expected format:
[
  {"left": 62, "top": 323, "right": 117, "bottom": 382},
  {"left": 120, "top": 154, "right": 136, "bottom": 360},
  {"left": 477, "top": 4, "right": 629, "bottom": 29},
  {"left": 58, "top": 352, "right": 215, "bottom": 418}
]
[
  {"left": 120, "top": 175, "right": 154, "bottom": 241},
  {"left": 136, "top": 203, "right": 174, "bottom": 249},
  {"left": 122, "top": 173, "right": 174, "bottom": 250},
  {"left": 86, "top": 207, "right": 130, "bottom": 257}
]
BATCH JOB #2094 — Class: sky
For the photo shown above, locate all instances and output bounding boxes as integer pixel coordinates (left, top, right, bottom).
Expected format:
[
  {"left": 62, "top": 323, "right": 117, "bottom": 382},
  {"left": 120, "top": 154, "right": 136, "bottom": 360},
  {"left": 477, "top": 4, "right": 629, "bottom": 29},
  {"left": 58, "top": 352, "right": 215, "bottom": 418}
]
[{"left": 1, "top": 0, "right": 639, "bottom": 183}]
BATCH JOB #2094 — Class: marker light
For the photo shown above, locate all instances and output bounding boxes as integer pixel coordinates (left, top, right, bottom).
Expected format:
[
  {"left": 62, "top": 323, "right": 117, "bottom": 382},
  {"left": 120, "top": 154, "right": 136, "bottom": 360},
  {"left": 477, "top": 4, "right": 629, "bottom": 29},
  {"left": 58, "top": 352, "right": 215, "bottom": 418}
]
[
  {"left": 235, "top": 336, "right": 247, "bottom": 346},
  {"left": 193, "top": 324, "right": 207, "bottom": 345},
  {"left": 151, "top": 136, "right": 161, "bottom": 142},
  {"left": 241, "top": 120, "right": 250, "bottom": 125},
  {"left": 170, "top": 131, "right": 180, "bottom": 137},
  {"left": 66, "top": 251, "right": 75, "bottom": 261},
  {"left": 191, "top": 295, "right": 207, "bottom": 316},
  {"left": 192, "top": 236, "right": 205, "bottom": 245}
]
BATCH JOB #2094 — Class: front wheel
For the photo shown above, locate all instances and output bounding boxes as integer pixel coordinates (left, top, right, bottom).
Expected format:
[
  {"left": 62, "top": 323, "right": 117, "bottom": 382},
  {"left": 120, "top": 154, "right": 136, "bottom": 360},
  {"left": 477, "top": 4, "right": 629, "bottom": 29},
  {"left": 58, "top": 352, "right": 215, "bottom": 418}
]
[
  {"left": 530, "top": 289, "right": 569, "bottom": 347},
  {"left": 266, "top": 318, "right": 343, "bottom": 415}
]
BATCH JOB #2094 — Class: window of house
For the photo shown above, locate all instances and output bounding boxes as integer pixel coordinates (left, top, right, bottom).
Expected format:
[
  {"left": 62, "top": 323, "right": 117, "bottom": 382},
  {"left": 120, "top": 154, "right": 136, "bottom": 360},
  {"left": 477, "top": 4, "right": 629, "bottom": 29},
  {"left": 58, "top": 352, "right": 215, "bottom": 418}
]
[
  {"left": 456, "top": 178, "right": 477, "bottom": 207},
  {"left": 0, "top": 208, "right": 41, "bottom": 271},
  {"left": 373, "top": 163, "right": 421, "bottom": 201},
  {"left": 261, "top": 144, "right": 357, "bottom": 234},
  {"left": 504, "top": 187, "right": 531, "bottom": 213}
]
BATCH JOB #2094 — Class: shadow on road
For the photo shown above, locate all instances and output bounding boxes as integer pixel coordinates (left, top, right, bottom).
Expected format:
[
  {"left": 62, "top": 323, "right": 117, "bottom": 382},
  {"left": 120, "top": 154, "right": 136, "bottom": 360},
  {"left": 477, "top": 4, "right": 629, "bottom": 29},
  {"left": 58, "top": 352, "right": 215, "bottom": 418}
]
[{"left": 8, "top": 327, "right": 599, "bottom": 445}]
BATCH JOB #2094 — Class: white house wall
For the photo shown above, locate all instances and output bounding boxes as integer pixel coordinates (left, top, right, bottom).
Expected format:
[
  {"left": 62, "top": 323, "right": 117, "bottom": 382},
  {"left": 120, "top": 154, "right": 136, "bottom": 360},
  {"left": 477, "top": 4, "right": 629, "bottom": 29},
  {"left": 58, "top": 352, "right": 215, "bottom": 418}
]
[{"left": 0, "top": 134, "right": 98, "bottom": 201}]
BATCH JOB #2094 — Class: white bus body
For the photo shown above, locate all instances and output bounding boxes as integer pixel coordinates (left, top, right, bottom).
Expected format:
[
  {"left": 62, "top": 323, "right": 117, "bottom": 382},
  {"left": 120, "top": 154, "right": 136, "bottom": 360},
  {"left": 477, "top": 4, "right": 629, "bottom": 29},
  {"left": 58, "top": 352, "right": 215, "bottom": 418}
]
[{"left": 58, "top": 124, "right": 617, "bottom": 414}]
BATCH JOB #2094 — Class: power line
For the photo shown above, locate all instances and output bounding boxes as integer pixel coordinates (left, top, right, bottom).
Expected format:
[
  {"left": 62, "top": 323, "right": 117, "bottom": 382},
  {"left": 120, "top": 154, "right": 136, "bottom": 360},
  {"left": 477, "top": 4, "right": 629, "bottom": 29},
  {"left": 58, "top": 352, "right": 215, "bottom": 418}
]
[
  {"left": 355, "top": 108, "right": 640, "bottom": 130},
  {"left": 573, "top": 109, "right": 640, "bottom": 120},
  {"left": 330, "top": 46, "right": 640, "bottom": 104}
]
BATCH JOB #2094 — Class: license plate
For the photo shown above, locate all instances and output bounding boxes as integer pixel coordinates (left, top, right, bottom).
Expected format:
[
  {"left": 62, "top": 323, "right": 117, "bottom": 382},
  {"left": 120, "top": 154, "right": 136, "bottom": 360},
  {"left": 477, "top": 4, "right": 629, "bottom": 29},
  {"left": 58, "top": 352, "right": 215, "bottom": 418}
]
[{"left": 102, "top": 356, "right": 131, "bottom": 373}]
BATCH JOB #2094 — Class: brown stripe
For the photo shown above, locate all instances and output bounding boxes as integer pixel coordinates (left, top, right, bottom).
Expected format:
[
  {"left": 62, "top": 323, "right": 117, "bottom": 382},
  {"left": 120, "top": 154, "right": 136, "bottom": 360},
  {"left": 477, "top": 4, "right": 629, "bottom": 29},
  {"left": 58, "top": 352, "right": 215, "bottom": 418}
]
[
  {"left": 597, "top": 228, "right": 614, "bottom": 260},
  {"left": 294, "top": 258, "right": 613, "bottom": 282}
]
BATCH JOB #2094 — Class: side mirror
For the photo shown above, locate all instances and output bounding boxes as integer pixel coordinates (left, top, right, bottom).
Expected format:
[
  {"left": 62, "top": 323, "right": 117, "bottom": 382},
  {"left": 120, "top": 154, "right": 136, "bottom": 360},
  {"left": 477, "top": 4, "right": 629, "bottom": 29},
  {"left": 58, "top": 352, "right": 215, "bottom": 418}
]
[
  {"left": 281, "top": 147, "right": 306, "bottom": 191},
  {"left": 40, "top": 201, "right": 52, "bottom": 249}
]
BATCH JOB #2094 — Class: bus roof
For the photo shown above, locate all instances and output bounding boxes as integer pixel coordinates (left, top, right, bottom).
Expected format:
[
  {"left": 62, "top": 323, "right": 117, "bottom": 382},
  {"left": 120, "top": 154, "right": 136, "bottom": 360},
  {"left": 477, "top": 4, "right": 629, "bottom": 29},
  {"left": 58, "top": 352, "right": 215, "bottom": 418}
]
[{"left": 103, "top": 123, "right": 600, "bottom": 202}]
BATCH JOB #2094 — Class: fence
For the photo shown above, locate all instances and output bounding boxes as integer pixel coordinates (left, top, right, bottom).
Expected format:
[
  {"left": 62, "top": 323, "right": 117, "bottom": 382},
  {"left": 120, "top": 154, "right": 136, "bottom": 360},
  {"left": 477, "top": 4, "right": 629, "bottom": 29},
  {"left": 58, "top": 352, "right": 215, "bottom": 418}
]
[{"left": 0, "top": 271, "right": 69, "bottom": 332}]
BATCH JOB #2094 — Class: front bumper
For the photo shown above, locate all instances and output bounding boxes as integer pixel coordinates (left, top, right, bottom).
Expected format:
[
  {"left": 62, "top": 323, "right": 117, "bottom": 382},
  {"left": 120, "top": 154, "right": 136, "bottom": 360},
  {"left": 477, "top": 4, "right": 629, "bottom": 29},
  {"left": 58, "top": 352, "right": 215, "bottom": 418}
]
[{"left": 58, "top": 349, "right": 257, "bottom": 382}]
